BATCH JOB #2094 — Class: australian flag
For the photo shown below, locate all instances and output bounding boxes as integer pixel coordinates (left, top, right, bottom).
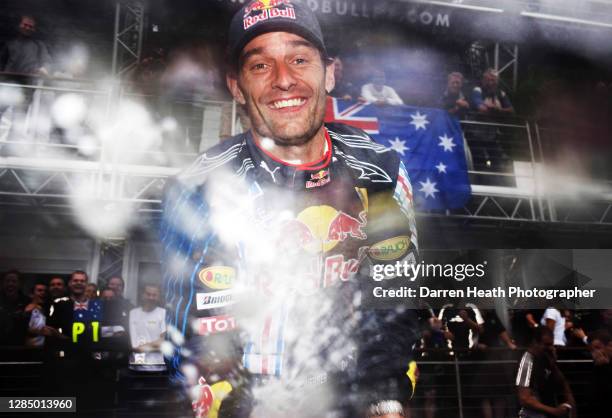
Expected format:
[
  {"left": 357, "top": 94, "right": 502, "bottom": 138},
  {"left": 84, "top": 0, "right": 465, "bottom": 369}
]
[{"left": 325, "top": 98, "right": 471, "bottom": 210}]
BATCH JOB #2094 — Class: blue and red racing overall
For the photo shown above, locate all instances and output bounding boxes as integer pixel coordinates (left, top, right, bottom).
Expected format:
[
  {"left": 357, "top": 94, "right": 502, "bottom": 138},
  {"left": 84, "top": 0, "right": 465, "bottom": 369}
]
[{"left": 161, "top": 123, "right": 420, "bottom": 417}]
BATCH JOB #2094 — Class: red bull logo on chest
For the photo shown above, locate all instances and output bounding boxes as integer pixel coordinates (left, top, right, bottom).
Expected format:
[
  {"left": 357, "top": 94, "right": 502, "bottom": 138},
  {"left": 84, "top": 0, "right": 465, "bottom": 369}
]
[
  {"left": 279, "top": 205, "right": 367, "bottom": 254},
  {"left": 243, "top": 0, "right": 296, "bottom": 30}
]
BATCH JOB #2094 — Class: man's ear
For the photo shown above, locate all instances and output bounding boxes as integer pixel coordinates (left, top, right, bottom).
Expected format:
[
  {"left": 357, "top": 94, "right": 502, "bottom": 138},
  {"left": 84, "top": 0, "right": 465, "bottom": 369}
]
[
  {"left": 325, "top": 59, "right": 335, "bottom": 94},
  {"left": 226, "top": 73, "right": 246, "bottom": 105}
]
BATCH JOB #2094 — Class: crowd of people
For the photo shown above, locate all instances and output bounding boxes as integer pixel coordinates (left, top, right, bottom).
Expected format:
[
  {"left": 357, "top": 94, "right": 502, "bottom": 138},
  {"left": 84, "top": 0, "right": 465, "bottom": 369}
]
[
  {"left": 419, "top": 306, "right": 612, "bottom": 417},
  {"left": 1, "top": 267, "right": 611, "bottom": 416},
  {"left": 0, "top": 269, "right": 167, "bottom": 374}
]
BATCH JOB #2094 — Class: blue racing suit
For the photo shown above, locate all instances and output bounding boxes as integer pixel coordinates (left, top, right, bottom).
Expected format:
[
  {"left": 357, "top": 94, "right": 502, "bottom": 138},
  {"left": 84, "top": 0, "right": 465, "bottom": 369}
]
[{"left": 161, "top": 123, "right": 420, "bottom": 417}]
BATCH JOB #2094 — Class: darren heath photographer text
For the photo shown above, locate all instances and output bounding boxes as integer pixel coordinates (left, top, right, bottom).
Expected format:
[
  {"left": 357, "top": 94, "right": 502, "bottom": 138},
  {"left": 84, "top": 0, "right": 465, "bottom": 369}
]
[{"left": 373, "top": 286, "right": 596, "bottom": 299}]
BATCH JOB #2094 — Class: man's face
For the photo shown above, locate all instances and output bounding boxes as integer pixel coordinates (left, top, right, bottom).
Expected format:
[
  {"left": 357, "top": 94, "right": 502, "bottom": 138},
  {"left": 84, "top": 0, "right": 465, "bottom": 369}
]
[
  {"left": 68, "top": 273, "right": 87, "bottom": 297},
  {"left": 372, "top": 75, "right": 385, "bottom": 91},
  {"left": 32, "top": 284, "right": 47, "bottom": 301},
  {"left": 333, "top": 58, "right": 343, "bottom": 82},
  {"left": 2, "top": 274, "right": 19, "bottom": 297},
  {"left": 85, "top": 284, "right": 97, "bottom": 300},
  {"left": 227, "top": 32, "right": 334, "bottom": 147},
  {"left": 101, "top": 289, "right": 115, "bottom": 301},
  {"left": 483, "top": 73, "right": 498, "bottom": 91},
  {"left": 108, "top": 277, "right": 124, "bottom": 296},
  {"left": 448, "top": 76, "right": 463, "bottom": 94},
  {"left": 142, "top": 286, "right": 160, "bottom": 309},
  {"left": 48, "top": 278, "right": 65, "bottom": 299},
  {"left": 19, "top": 17, "right": 36, "bottom": 37}
]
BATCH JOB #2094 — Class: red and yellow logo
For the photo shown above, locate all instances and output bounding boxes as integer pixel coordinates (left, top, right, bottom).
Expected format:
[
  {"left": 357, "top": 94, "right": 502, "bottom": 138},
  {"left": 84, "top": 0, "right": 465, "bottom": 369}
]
[
  {"left": 198, "top": 266, "right": 235, "bottom": 290},
  {"left": 279, "top": 205, "right": 367, "bottom": 254}
]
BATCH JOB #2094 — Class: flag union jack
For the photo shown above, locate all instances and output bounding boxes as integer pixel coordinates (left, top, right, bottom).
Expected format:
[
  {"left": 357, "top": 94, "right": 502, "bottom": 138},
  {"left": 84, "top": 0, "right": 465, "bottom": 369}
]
[{"left": 324, "top": 97, "right": 380, "bottom": 134}]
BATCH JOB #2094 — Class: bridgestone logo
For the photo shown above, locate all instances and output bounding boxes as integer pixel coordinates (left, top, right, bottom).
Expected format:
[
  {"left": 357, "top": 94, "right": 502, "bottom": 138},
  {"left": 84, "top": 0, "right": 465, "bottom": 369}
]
[{"left": 196, "top": 290, "right": 235, "bottom": 310}]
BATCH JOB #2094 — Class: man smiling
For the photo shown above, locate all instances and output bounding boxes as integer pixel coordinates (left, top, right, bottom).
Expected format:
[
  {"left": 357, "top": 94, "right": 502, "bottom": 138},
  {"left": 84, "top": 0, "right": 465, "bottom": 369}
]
[{"left": 161, "top": 1, "right": 419, "bottom": 417}]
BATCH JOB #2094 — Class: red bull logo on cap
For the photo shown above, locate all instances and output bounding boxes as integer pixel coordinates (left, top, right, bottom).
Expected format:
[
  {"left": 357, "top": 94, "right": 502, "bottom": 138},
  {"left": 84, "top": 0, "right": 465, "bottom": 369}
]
[{"left": 243, "top": 0, "right": 296, "bottom": 30}]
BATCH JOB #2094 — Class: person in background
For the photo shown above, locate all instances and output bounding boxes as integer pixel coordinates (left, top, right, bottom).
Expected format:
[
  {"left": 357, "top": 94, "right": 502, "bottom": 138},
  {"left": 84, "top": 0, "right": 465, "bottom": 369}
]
[
  {"left": 328, "top": 56, "right": 356, "bottom": 100},
  {"left": 99, "top": 287, "right": 114, "bottom": 301},
  {"left": 85, "top": 283, "right": 98, "bottom": 300},
  {"left": 420, "top": 310, "right": 453, "bottom": 418},
  {"left": 360, "top": 69, "right": 404, "bottom": 106},
  {"left": 585, "top": 330, "right": 611, "bottom": 417},
  {"left": 46, "top": 270, "right": 102, "bottom": 344},
  {"left": 541, "top": 306, "right": 567, "bottom": 347},
  {"left": 471, "top": 68, "right": 514, "bottom": 115},
  {"left": 48, "top": 276, "right": 66, "bottom": 302},
  {"left": 0, "top": 15, "right": 52, "bottom": 120},
  {"left": 25, "top": 281, "right": 50, "bottom": 347},
  {"left": 440, "top": 72, "right": 470, "bottom": 117},
  {"left": 128, "top": 284, "right": 166, "bottom": 372},
  {"left": 0, "top": 269, "right": 30, "bottom": 346},
  {"left": 108, "top": 276, "right": 134, "bottom": 310},
  {"left": 0, "top": 15, "right": 51, "bottom": 77},
  {"left": 476, "top": 309, "right": 517, "bottom": 418},
  {"left": 516, "top": 326, "right": 576, "bottom": 418},
  {"left": 511, "top": 309, "right": 543, "bottom": 348}
]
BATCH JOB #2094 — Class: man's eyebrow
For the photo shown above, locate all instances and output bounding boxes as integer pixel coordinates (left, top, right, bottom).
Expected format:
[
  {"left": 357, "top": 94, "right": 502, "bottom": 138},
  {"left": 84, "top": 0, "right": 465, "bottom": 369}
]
[
  {"left": 240, "top": 46, "right": 264, "bottom": 65},
  {"left": 288, "top": 39, "right": 317, "bottom": 50}
]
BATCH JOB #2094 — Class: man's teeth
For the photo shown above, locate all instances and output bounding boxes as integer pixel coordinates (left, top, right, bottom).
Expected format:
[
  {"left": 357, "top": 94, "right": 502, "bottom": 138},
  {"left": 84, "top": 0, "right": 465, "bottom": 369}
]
[{"left": 272, "top": 98, "right": 305, "bottom": 109}]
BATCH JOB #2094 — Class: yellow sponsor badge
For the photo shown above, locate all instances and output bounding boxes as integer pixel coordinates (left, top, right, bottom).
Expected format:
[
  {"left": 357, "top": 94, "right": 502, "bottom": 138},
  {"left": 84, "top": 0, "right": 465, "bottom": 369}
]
[
  {"left": 198, "top": 267, "right": 235, "bottom": 290},
  {"left": 368, "top": 236, "right": 410, "bottom": 261}
]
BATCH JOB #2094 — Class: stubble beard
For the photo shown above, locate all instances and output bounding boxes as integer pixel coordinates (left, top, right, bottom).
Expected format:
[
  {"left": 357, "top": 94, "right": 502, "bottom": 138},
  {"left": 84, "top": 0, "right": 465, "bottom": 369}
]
[{"left": 244, "top": 91, "right": 327, "bottom": 147}]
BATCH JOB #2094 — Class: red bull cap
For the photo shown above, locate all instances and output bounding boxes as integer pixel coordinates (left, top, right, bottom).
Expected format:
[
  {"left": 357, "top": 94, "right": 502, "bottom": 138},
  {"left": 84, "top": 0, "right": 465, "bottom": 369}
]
[{"left": 228, "top": 0, "right": 327, "bottom": 68}]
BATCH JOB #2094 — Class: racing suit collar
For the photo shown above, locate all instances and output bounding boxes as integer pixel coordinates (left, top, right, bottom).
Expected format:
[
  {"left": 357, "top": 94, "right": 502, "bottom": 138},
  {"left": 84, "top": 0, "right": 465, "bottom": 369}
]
[{"left": 245, "top": 128, "right": 332, "bottom": 189}]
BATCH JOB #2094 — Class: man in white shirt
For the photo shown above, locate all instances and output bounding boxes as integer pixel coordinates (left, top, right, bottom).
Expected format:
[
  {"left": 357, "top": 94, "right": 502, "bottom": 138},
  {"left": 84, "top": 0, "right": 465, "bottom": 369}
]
[
  {"left": 128, "top": 284, "right": 166, "bottom": 371},
  {"left": 360, "top": 70, "right": 404, "bottom": 106},
  {"left": 540, "top": 307, "right": 566, "bottom": 347}
]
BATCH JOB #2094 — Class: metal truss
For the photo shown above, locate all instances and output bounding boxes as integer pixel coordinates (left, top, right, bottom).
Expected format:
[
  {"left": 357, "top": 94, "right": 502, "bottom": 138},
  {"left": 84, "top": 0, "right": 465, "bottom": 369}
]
[
  {"left": 0, "top": 157, "right": 168, "bottom": 214},
  {"left": 493, "top": 43, "right": 519, "bottom": 91},
  {"left": 111, "top": 0, "right": 145, "bottom": 76},
  {"left": 453, "top": 192, "right": 537, "bottom": 222},
  {"left": 550, "top": 200, "right": 612, "bottom": 225},
  {"left": 92, "top": 239, "right": 127, "bottom": 284}
]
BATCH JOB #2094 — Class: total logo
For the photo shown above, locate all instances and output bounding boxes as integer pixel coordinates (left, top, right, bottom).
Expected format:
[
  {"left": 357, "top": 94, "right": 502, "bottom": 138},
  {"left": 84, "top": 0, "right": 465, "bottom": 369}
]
[
  {"left": 196, "top": 290, "right": 234, "bottom": 310},
  {"left": 243, "top": 0, "right": 296, "bottom": 30},
  {"left": 279, "top": 205, "right": 367, "bottom": 254},
  {"left": 197, "top": 315, "right": 236, "bottom": 336}
]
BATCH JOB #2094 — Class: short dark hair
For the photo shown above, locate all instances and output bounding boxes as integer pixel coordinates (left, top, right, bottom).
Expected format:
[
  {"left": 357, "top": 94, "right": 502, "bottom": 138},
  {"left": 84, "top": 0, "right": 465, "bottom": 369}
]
[
  {"left": 3, "top": 269, "right": 21, "bottom": 281},
  {"left": 142, "top": 283, "right": 160, "bottom": 292},
  {"left": 70, "top": 270, "right": 88, "bottom": 281},
  {"left": 109, "top": 276, "right": 125, "bottom": 286},
  {"left": 29, "top": 282, "right": 47, "bottom": 295}
]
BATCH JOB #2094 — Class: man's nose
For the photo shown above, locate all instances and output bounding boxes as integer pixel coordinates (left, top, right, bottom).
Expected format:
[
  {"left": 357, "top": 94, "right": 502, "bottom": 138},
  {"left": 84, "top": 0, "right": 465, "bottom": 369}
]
[{"left": 272, "top": 62, "right": 297, "bottom": 91}]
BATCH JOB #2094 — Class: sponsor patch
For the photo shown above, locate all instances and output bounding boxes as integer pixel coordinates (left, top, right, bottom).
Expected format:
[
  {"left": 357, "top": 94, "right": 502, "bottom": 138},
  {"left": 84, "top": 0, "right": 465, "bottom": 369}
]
[
  {"left": 306, "top": 169, "right": 331, "bottom": 189},
  {"left": 196, "top": 290, "right": 234, "bottom": 310},
  {"left": 198, "top": 266, "right": 235, "bottom": 290},
  {"left": 198, "top": 315, "right": 237, "bottom": 335},
  {"left": 369, "top": 236, "right": 411, "bottom": 261}
]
